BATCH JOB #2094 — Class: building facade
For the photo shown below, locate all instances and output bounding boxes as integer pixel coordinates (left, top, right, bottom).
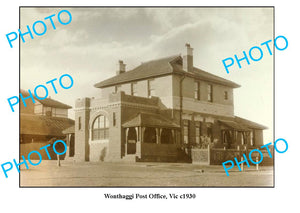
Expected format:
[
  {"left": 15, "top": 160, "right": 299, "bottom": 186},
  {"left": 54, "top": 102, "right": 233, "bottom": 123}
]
[{"left": 74, "top": 44, "right": 266, "bottom": 163}]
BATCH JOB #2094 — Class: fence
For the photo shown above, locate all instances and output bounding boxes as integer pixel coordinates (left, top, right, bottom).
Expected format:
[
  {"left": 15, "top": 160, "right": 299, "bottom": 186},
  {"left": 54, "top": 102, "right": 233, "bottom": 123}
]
[
  {"left": 191, "top": 147, "right": 274, "bottom": 166},
  {"left": 210, "top": 148, "right": 274, "bottom": 166},
  {"left": 191, "top": 148, "right": 210, "bottom": 165}
]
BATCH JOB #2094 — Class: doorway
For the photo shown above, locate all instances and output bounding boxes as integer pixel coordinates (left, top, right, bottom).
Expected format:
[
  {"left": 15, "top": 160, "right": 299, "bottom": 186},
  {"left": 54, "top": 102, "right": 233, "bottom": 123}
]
[{"left": 127, "top": 127, "right": 137, "bottom": 154}]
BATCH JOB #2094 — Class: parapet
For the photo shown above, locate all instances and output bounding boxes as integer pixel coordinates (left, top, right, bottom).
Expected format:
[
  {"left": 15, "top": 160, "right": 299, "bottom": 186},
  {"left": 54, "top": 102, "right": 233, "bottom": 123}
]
[
  {"left": 109, "top": 91, "right": 159, "bottom": 106},
  {"left": 75, "top": 97, "right": 91, "bottom": 108}
]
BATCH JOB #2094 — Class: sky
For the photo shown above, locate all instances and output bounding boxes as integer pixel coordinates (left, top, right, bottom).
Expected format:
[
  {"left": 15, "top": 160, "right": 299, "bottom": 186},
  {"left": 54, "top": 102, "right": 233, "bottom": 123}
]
[{"left": 20, "top": 7, "right": 273, "bottom": 143}]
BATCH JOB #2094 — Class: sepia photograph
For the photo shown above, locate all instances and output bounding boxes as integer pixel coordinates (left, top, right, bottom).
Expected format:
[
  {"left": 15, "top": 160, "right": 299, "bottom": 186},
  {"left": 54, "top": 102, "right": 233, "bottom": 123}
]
[{"left": 19, "top": 7, "right": 274, "bottom": 187}]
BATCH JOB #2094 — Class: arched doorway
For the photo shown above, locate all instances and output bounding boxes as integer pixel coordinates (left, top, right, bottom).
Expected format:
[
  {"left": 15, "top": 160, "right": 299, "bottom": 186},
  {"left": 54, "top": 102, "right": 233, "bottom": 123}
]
[{"left": 127, "top": 127, "right": 137, "bottom": 154}]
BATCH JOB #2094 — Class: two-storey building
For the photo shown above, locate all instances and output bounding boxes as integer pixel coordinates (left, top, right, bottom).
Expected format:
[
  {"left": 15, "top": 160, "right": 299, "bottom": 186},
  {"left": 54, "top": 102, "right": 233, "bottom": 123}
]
[
  {"left": 74, "top": 44, "right": 266, "bottom": 162},
  {"left": 20, "top": 89, "right": 74, "bottom": 159}
]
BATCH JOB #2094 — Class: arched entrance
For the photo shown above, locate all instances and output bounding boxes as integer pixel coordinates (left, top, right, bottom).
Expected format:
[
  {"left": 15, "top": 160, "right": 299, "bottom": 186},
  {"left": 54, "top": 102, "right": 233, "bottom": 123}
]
[{"left": 127, "top": 127, "right": 137, "bottom": 154}]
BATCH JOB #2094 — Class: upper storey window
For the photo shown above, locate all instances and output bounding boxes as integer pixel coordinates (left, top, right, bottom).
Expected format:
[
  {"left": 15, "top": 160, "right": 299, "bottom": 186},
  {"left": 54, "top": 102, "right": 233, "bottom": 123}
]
[
  {"left": 131, "top": 82, "right": 137, "bottom": 96},
  {"left": 78, "top": 116, "right": 82, "bottom": 130},
  {"left": 194, "top": 81, "right": 200, "bottom": 100},
  {"left": 207, "top": 84, "right": 213, "bottom": 102},
  {"left": 115, "top": 85, "right": 121, "bottom": 93},
  {"left": 224, "top": 91, "right": 228, "bottom": 100},
  {"left": 148, "top": 79, "right": 155, "bottom": 97}
]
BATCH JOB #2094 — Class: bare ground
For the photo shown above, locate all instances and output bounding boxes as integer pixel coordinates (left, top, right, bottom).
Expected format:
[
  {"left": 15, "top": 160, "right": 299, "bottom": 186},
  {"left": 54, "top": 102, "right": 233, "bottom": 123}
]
[{"left": 20, "top": 160, "right": 274, "bottom": 187}]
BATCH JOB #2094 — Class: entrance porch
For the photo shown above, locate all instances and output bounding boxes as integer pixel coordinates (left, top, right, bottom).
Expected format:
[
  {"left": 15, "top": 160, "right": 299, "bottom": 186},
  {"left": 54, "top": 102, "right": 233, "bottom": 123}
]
[{"left": 122, "top": 112, "right": 180, "bottom": 162}]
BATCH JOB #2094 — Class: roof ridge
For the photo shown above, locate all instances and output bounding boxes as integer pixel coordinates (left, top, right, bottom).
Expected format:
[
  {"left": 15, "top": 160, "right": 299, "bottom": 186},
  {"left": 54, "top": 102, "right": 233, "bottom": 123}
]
[
  {"left": 94, "top": 54, "right": 240, "bottom": 88},
  {"left": 140, "top": 54, "right": 181, "bottom": 64}
]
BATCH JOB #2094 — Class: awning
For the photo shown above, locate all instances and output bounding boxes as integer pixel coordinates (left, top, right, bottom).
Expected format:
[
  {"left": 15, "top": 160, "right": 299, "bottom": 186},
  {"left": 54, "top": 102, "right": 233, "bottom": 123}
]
[
  {"left": 122, "top": 112, "right": 180, "bottom": 129},
  {"left": 218, "top": 120, "right": 251, "bottom": 131}
]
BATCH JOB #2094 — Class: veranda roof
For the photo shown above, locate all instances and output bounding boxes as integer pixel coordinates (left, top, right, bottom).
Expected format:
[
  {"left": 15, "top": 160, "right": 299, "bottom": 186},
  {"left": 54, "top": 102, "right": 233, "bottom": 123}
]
[
  {"left": 20, "top": 113, "right": 75, "bottom": 136},
  {"left": 122, "top": 112, "right": 180, "bottom": 129},
  {"left": 218, "top": 120, "right": 251, "bottom": 131}
]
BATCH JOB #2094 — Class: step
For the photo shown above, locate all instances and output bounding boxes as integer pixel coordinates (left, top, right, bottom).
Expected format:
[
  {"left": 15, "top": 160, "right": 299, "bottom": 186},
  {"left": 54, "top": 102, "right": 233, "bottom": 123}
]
[{"left": 122, "top": 155, "right": 136, "bottom": 162}]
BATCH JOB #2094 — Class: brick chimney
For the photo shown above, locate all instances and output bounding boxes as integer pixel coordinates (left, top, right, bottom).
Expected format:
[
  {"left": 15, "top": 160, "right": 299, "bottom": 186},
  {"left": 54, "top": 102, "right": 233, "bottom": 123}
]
[
  {"left": 183, "top": 43, "right": 193, "bottom": 72},
  {"left": 116, "top": 60, "right": 126, "bottom": 75}
]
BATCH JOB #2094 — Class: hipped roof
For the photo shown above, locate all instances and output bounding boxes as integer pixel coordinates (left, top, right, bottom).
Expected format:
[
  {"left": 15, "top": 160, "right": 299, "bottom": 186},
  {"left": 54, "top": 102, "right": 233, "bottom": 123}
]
[
  {"left": 122, "top": 112, "right": 180, "bottom": 129},
  {"left": 20, "top": 89, "right": 72, "bottom": 109},
  {"left": 20, "top": 113, "right": 75, "bottom": 136},
  {"left": 94, "top": 55, "right": 240, "bottom": 88}
]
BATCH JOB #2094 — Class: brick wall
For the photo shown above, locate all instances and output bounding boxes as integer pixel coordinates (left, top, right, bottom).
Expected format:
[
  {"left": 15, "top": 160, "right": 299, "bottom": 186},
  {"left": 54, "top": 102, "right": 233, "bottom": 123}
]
[
  {"left": 210, "top": 148, "right": 274, "bottom": 166},
  {"left": 89, "top": 141, "right": 109, "bottom": 161},
  {"left": 139, "top": 143, "right": 179, "bottom": 162},
  {"left": 172, "top": 75, "right": 234, "bottom": 117},
  {"left": 74, "top": 98, "right": 90, "bottom": 162},
  {"left": 172, "top": 75, "right": 234, "bottom": 105}
]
